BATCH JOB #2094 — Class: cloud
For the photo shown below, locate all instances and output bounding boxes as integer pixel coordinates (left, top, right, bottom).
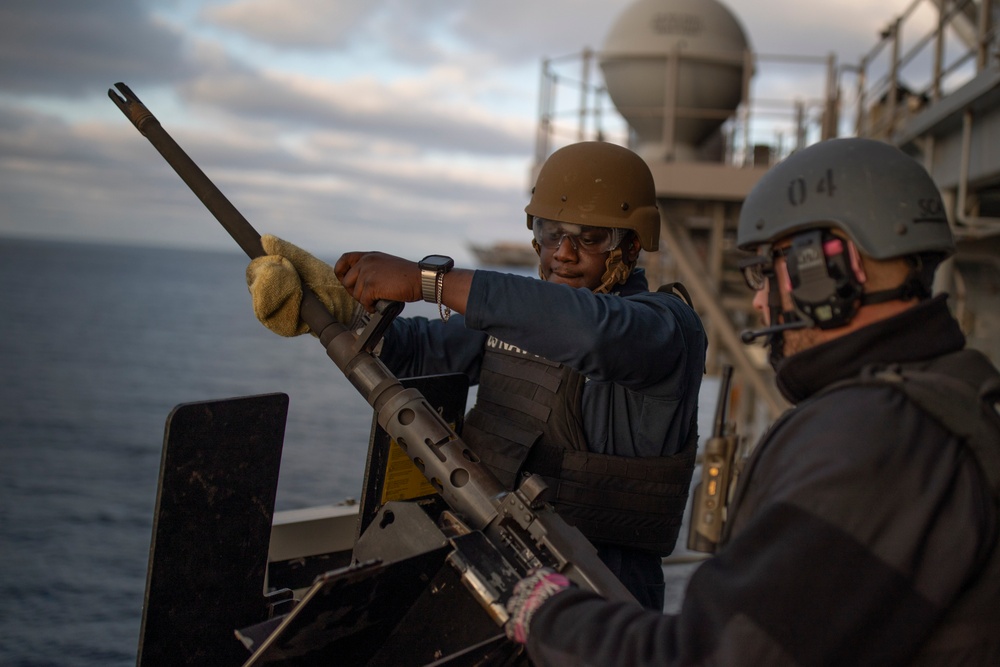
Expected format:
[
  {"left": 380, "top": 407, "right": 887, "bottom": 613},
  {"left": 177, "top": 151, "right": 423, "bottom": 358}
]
[
  {"left": 201, "top": 0, "right": 625, "bottom": 66},
  {"left": 0, "top": 97, "right": 528, "bottom": 262},
  {"left": 0, "top": 0, "right": 928, "bottom": 262},
  {"left": 177, "top": 65, "right": 534, "bottom": 157},
  {"left": 451, "top": 2, "right": 626, "bottom": 64},
  {"left": 199, "top": 0, "right": 916, "bottom": 75},
  {"left": 201, "top": 0, "right": 380, "bottom": 51},
  {"left": 0, "top": 0, "right": 197, "bottom": 96}
]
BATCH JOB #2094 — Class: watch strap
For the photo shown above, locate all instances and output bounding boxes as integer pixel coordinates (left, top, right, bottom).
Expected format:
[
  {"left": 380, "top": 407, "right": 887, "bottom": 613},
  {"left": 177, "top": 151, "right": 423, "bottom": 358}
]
[{"left": 420, "top": 267, "right": 438, "bottom": 303}]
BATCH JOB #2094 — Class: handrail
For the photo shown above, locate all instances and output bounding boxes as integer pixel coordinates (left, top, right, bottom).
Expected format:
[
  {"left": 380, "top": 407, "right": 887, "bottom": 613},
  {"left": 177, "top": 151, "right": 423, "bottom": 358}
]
[
  {"left": 533, "top": 47, "right": 837, "bottom": 167},
  {"left": 848, "top": 0, "right": 998, "bottom": 140}
]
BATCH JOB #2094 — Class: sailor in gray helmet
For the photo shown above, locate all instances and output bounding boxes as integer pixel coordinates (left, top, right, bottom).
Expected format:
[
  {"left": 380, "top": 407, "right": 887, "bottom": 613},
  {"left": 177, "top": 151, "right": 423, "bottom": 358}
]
[
  {"left": 245, "top": 141, "right": 707, "bottom": 610},
  {"left": 737, "top": 135, "right": 953, "bottom": 369},
  {"left": 502, "top": 137, "right": 1000, "bottom": 666}
]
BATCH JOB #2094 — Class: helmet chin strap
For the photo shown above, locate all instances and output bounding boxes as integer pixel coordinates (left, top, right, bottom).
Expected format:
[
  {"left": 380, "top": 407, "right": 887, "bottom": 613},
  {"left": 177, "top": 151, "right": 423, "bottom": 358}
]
[
  {"left": 747, "top": 284, "right": 922, "bottom": 368},
  {"left": 764, "top": 280, "right": 806, "bottom": 367},
  {"left": 532, "top": 238, "right": 636, "bottom": 294},
  {"left": 743, "top": 239, "right": 935, "bottom": 369},
  {"left": 532, "top": 238, "right": 545, "bottom": 281},
  {"left": 594, "top": 246, "right": 634, "bottom": 294}
]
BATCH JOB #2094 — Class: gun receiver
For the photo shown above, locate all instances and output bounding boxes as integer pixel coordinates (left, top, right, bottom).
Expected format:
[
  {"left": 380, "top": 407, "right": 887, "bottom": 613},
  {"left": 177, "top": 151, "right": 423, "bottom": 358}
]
[
  {"left": 109, "top": 83, "right": 635, "bottom": 616},
  {"left": 688, "top": 365, "right": 738, "bottom": 554}
]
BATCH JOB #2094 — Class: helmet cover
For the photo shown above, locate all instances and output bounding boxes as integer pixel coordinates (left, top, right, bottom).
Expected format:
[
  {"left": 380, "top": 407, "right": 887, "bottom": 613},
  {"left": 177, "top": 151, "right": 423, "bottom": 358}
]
[
  {"left": 737, "top": 137, "right": 954, "bottom": 260},
  {"left": 526, "top": 141, "right": 660, "bottom": 251}
]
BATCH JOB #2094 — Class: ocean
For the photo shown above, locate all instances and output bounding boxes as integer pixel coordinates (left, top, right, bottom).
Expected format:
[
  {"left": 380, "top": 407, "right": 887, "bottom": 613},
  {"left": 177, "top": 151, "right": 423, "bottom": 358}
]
[
  {"left": 0, "top": 237, "right": 409, "bottom": 666},
  {"left": 0, "top": 238, "right": 710, "bottom": 666}
]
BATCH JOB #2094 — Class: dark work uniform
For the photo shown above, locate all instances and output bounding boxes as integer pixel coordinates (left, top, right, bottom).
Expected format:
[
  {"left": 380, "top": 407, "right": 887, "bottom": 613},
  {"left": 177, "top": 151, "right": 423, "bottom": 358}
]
[
  {"left": 379, "top": 268, "right": 706, "bottom": 609},
  {"left": 523, "top": 295, "right": 1000, "bottom": 666}
]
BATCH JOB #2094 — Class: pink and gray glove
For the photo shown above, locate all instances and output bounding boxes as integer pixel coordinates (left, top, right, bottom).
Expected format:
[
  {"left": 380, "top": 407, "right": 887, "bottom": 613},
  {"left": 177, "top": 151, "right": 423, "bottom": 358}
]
[{"left": 504, "top": 567, "right": 573, "bottom": 644}]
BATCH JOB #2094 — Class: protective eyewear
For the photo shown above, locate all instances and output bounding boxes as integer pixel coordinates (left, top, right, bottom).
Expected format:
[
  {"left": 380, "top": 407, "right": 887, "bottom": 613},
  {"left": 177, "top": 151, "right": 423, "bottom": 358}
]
[
  {"left": 738, "top": 246, "right": 788, "bottom": 291},
  {"left": 531, "top": 217, "right": 624, "bottom": 255}
]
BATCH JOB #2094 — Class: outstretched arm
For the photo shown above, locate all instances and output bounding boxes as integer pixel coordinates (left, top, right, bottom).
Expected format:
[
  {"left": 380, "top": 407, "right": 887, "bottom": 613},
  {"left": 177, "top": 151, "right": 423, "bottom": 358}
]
[{"left": 335, "top": 251, "right": 474, "bottom": 315}]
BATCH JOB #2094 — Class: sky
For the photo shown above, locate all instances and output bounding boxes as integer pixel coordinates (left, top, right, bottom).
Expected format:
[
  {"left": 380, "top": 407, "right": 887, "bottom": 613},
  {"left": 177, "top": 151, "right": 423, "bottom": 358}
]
[{"left": 0, "top": 0, "right": 928, "bottom": 265}]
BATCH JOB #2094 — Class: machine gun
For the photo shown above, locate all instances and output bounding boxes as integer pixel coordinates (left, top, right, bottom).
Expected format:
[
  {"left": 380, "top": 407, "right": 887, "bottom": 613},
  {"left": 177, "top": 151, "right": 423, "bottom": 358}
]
[
  {"left": 688, "top": 365, "right": 739, "bottom": 554},
  {"left": 110, "top": 82, "right": 635, "bottom": 666}
]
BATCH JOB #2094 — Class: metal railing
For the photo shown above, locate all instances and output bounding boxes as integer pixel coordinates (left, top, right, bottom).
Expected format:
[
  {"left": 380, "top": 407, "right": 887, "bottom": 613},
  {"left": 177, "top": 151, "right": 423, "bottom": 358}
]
[
  {"left": 533, "top": 47, "right": 838, "bottom": 168},
  {"left": 535, "top": 1, "right": 1000, "bottom": 165},
  {"left": 848, "top": 0, "right": 999, "bottom": 139}
]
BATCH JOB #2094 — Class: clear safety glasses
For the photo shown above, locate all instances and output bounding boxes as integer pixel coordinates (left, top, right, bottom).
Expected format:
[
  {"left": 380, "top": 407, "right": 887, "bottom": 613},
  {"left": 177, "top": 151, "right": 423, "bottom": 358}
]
[
  {"left": 531, "top": 217, "right": 624, "bottom": 255},
  {"left": 738, "top": 246, "right": 789, "bottom": 291}
]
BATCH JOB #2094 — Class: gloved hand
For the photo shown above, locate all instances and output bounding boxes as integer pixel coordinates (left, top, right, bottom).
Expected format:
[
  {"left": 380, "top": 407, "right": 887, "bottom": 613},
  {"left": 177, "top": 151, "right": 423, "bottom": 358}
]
[
  {"left": 504, "top": 567, "right": 573, "bottom": 645},
  {"left": 246, "top": 234, "right": 360, "bottom": 337}
]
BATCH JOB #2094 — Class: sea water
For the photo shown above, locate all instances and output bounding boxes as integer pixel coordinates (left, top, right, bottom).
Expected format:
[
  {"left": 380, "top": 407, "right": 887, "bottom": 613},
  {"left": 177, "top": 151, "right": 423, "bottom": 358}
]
[
  {"left": 0, "top": 238, "right": 392, "bottom": 665},
  {"left": 0, "top": 237, "right": 713, "bottom": 666}
]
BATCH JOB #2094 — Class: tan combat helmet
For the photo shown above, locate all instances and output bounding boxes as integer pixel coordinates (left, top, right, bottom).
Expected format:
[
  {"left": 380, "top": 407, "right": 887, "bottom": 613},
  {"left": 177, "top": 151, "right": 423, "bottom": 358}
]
[{"left": 526, "top": 142, "right": 661, "bottom": 292}]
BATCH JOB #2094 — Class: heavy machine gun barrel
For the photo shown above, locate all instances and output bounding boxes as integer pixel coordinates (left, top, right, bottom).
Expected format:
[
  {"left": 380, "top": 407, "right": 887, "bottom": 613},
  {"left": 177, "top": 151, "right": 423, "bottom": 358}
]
[{"left": 108, "top": 83, "right": 634, "bottom": 611}]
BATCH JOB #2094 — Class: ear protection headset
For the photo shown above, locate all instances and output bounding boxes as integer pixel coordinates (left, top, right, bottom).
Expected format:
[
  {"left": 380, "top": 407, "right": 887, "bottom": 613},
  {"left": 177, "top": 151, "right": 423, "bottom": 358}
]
[
  {"left": 784, "top": 229, "right": 865, "bottom": 329},
  {"left": 736, "top": 137, "right": 956, "bottom": 364},
  {"left": 740, "top": 228, "right": 866, "bottom": 348}
]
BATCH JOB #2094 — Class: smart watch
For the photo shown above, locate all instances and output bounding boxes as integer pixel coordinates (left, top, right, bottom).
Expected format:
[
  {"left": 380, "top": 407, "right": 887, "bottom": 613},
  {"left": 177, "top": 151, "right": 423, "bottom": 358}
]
[
  {"left": 418, "top": 255, "right": 454, "bottom": 321},
  {"left": 419, "top": 255, "right": 454, "bottom": 321}
]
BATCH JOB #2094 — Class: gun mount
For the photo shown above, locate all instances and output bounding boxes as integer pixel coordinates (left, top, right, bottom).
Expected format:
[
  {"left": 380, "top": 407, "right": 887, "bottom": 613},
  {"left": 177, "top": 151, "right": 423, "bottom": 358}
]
[{"left": 111, "top": 82, "right": 636, "bottom": 666}]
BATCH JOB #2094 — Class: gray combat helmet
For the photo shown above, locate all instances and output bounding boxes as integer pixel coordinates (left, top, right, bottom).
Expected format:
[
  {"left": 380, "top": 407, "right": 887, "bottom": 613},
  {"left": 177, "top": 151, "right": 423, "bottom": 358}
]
[{"left": 737, "top": 137, "right": 955, "bottom": 260}]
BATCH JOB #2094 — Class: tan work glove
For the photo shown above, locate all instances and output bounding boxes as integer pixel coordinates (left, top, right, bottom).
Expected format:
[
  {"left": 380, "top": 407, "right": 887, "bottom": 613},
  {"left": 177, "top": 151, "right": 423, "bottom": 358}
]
[{"left": 246, "top": 234, "right": 360, "bottom": 336}]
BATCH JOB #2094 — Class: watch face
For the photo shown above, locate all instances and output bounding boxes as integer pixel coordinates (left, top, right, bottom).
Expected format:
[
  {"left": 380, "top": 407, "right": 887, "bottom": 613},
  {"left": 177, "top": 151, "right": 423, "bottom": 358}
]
[{"left": 419, "top": 255, "right": 454, "bottom": 270}]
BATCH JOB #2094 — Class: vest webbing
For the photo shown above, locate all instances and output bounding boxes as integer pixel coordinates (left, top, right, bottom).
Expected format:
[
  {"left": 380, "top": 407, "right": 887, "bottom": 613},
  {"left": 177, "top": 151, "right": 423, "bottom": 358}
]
[{"left": 462, "top": 337, "right": 697, "bottom": 555}]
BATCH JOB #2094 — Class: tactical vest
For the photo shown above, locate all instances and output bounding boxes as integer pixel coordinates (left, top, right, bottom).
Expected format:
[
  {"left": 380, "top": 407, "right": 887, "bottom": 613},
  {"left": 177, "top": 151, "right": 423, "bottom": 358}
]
[
  {"left": 824, "top": 349, "right": 1000, "bottom": 660},
  {"left": 461, "top": 335, "right": 698, "bottom": 555}
]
